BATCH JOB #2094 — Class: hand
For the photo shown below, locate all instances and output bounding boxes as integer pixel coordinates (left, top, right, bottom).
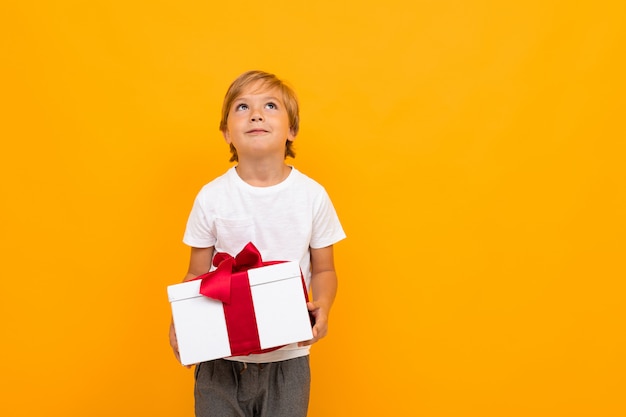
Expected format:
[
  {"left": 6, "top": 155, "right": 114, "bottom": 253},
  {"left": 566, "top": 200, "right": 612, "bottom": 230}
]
[
  {"left": 169, "top": 321, "right": 192, "bottom": 369},
  {"left": 298, "top": 301, "right": 329, "bottom": 347}
]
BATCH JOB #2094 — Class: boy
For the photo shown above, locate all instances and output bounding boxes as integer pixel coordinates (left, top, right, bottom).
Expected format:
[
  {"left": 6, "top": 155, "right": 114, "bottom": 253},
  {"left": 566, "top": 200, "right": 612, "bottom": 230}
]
[{"left": 169, "top": 70, "right": 346, "bottom": 417}]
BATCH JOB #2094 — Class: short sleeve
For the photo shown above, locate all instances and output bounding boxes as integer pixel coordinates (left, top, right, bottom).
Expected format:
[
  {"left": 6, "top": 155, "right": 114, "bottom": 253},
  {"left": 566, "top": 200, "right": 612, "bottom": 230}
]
[
  {"left": 310, "top": 188, "right": 346, "bottom": 249},
  {"left": 182, "top": 193, "right": 216, "bottom": 248}
]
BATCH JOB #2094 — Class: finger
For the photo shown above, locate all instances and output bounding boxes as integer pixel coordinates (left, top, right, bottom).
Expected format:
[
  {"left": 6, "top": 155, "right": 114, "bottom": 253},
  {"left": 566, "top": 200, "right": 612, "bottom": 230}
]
[
  {"left": 298, "top": 336, "right": 316, "bottom": 347},
  {"left": 313, "top": 329, "right": 324, "bottom": 341},
  {"left": 298, "top": 326, "right": 319, "bottom": 347}
]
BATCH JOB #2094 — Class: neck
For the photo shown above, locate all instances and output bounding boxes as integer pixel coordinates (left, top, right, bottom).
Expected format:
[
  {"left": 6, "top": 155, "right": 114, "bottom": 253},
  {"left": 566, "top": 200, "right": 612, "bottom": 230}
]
[{"left": 235, "top": 161, "right": 291, "bottom": 187}]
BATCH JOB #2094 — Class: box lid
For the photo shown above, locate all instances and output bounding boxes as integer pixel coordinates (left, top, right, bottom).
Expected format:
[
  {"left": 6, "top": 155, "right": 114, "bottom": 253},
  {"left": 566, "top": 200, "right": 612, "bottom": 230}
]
[
  {"left": 247, "top": 261, "right": 301, "bottom": 286},
  {"left": 167, "top": 279, "right": 202, "bottom": 303},
  {"left": 167, "top": 261, "right": 302, "bottom": 303}
]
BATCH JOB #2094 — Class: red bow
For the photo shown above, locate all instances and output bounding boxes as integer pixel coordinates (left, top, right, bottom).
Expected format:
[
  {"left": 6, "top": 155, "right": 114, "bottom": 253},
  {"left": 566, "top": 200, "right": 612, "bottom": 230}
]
[{"left": 197, "top": 242, "right": 265, "bottom": 304}]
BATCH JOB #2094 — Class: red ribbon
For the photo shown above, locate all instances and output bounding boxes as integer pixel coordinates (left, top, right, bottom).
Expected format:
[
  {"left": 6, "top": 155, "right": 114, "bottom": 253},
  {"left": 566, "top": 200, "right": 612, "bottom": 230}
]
[{"left": 194, "top": 242, "right": 297, "bottom": 357}]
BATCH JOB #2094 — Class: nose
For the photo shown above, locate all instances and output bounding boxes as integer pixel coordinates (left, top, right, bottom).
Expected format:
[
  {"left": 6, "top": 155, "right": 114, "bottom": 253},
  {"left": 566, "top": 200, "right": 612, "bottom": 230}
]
[{"left": 250, "top": 108, "right": 264, "bottom": 122}]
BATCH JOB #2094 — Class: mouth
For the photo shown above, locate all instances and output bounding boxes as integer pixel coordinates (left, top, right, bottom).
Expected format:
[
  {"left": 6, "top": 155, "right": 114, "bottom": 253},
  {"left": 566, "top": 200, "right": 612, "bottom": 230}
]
[{"left": 246, "top": 129, "right": 269, "bottom": 134}]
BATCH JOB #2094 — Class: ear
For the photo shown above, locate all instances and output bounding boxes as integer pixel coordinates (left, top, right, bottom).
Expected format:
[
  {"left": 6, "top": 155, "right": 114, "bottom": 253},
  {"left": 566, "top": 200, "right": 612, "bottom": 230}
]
[
  {"left": 222, "top": 129, "right": 231, "bottom": 144},
  {"left": 287, "top": 128, "right": 296, "bottom": 142}
]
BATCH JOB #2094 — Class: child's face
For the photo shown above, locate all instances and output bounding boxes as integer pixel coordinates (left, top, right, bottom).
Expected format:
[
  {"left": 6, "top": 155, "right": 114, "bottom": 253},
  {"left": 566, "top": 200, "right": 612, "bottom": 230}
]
[{"left": 222, "top": 82, "right": 295, "bottom": 161}]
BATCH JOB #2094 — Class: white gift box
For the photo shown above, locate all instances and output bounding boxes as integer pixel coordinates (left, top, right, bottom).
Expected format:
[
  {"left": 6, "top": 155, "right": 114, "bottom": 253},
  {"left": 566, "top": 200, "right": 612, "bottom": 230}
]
[{"left": 168, "top": 261, "right": 313, "bottom": 366}]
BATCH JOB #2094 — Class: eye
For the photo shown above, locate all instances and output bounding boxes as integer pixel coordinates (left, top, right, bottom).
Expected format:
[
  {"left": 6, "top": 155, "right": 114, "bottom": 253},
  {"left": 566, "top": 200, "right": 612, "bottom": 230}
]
[
  {"left": 265, "top": 102, "right": 277, "bottom": 110},
  {"left": 235, "top": 103, "right": 248, "bottom": 111}
]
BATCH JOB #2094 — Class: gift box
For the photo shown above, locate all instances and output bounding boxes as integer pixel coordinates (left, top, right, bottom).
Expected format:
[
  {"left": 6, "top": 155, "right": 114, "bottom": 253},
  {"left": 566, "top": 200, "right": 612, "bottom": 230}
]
[{"left": 167, "top": 243, "right": 314, "bottom": 366}]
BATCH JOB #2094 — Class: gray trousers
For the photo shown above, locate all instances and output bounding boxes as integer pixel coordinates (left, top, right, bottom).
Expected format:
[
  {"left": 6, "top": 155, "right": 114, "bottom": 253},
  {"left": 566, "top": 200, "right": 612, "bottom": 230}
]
[{"left": 194, "top": 356, "right": 310, "bottom": 417}]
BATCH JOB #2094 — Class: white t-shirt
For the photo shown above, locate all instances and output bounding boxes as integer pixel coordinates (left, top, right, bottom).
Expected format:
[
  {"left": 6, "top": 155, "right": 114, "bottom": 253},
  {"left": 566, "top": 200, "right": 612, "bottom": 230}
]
[{"left": 183, "top": 166, "right": 346, "bottom": 362}]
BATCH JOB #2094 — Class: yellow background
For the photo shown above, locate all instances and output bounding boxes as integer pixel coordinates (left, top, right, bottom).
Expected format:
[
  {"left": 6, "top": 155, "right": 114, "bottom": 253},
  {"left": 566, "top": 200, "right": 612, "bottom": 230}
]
[{"left": 1, "top": 1, "right": 625, "bottom": 416}]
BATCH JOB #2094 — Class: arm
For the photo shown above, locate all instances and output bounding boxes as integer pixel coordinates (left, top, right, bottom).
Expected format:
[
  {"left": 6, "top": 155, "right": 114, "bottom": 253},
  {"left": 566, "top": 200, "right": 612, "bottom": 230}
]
[
  {"left": 169, "top": 246, "right": 214, "bottom": 366},
  {"left": 299, "top": 245, "right": 338, "bottom": 347}
]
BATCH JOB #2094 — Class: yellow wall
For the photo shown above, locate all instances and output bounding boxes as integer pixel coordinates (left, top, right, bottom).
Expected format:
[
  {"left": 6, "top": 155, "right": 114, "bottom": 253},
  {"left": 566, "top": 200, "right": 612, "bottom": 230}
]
[{"left": 1, "top": 1, "right": 624, "bottom": 416}]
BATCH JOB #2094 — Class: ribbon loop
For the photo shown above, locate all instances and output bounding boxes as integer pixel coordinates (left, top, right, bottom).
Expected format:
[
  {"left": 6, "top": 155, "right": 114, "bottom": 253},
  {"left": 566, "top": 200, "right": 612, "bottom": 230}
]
[
  {"left": 233, "top": 242, "right": 264, "bottom": 271},
  {"left": 197, "top": 242, "right": 265, "bottom": 304}
]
